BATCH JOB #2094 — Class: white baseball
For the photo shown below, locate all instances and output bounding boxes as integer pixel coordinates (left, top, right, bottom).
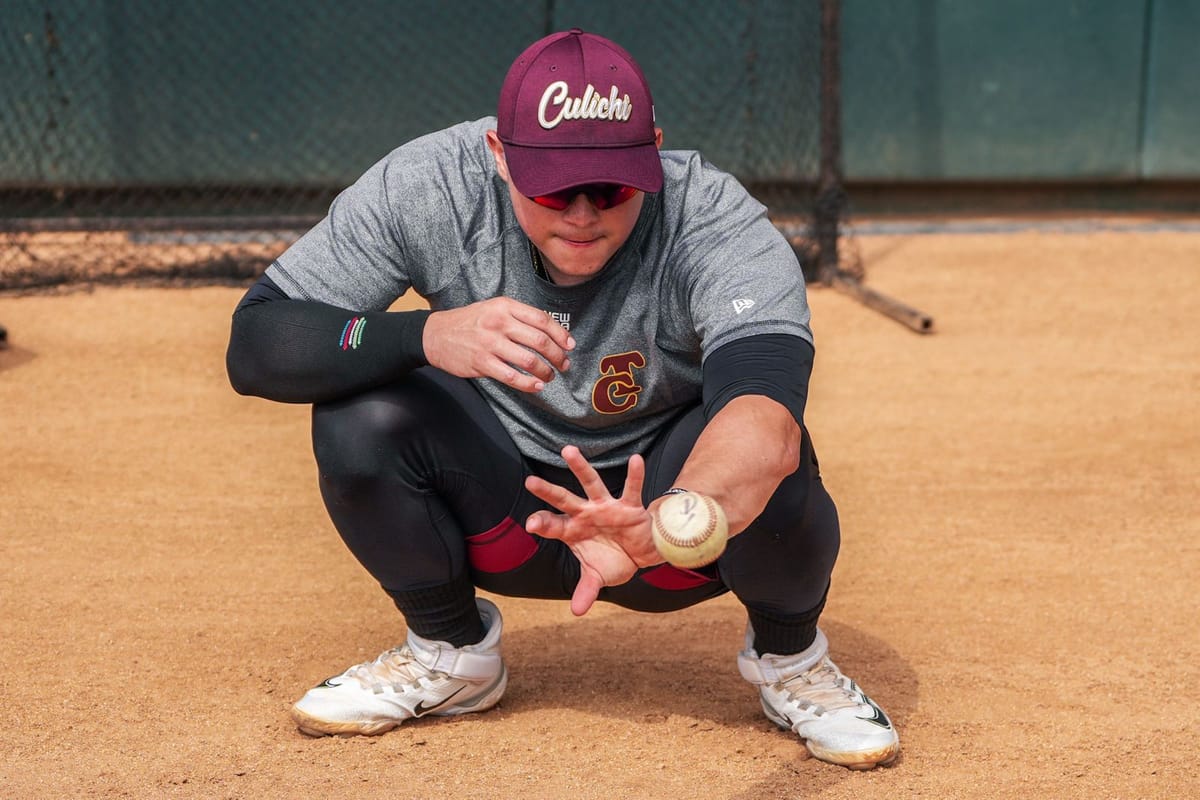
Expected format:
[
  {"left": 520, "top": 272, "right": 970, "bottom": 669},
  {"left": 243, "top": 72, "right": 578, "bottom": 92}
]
[{"left": 651, "top": 491, "right": 728, "bottom": 568}]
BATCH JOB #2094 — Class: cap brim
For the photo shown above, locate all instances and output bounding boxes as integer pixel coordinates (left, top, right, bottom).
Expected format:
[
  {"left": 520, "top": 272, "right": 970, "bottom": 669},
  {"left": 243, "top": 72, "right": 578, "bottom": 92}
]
[{"left": 502, "top": 142, "right": 663, "bottom": 197}]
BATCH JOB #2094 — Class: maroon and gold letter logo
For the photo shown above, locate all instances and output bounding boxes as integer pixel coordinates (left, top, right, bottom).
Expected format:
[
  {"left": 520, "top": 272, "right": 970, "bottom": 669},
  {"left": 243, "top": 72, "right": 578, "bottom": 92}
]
[{"left": 591, "top": 351, "right": 646, "bottom": 414}]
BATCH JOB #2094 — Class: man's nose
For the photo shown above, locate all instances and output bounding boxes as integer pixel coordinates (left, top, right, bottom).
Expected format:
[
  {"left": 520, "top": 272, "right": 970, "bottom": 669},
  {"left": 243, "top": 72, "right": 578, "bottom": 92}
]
[{"left": 561, "top": 192, "right": 601, "bottom": 223}]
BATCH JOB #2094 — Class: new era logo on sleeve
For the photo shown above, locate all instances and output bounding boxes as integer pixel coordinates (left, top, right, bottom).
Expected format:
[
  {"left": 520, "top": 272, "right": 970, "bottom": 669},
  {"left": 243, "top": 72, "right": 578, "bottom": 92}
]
[{"left": 732, "top": 298, "right": 756, "bottom": 315}]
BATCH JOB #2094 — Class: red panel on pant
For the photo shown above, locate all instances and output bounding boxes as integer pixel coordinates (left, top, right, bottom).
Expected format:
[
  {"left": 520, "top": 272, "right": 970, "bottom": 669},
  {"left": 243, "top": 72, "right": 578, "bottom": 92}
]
[
  {"left": 466, "top": 517, "right": 539, "bottom": 573},
  {"left": 639, "top": 564, "right": 718, "bottom": 591}
]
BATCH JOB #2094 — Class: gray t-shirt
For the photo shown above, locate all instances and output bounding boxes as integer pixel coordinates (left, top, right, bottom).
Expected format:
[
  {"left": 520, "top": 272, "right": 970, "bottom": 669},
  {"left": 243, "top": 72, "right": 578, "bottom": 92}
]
[{"left": 269, "top": 117, "right": 812, "bottom": 468}]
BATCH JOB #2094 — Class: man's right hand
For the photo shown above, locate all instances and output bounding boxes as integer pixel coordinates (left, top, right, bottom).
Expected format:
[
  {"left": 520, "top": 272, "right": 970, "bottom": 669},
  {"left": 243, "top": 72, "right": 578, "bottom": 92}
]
[{"left": 422, "top": 298, "right": 575, "bottom": 392}]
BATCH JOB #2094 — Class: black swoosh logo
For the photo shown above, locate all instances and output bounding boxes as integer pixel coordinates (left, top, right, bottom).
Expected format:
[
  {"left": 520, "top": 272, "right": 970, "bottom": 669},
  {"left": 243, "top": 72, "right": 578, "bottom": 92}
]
[
  {"left": 413, "top": 685, "right": 468, "bottom": 717},
  {"left": 856, "top": 694, "right": 894, "bottom": 730}
]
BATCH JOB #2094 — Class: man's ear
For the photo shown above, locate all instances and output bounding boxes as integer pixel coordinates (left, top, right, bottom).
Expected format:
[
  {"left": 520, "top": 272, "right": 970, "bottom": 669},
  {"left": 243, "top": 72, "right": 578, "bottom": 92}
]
[
  {"left": 486, "top": 130, "right": 511, "bottom": 182},
  {"left": 654, "top": 127, "right": 663, "bottom": 149}
]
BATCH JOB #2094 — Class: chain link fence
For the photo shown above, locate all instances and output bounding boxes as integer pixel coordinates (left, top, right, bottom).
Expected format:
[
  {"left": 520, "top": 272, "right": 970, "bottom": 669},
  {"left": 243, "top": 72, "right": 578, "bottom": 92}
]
[{"left": 1, "top": 0, "right": 834, "bottom": 294}]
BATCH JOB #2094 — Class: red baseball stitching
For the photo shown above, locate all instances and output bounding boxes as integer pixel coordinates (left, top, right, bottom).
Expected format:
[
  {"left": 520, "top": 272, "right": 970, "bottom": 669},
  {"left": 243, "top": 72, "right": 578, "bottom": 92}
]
[{"left": 654, "top": 493, "right": 717, "bottom": 548}]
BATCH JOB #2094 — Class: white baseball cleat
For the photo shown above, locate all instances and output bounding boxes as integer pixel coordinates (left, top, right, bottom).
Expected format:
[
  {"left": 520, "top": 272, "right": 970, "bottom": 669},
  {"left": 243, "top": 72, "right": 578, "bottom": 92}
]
[
  {"left": 738, "top": 627, "right": 900, "bottom": 770},
  {"left": 291, "top": 598, "right": 507, "bottom": 737}
]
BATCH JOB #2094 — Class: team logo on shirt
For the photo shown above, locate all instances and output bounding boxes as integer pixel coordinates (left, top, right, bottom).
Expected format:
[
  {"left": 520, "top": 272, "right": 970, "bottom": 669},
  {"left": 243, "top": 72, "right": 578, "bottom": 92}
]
[{"left": 591, "top": 351, "right": 646, "bottom": 414}]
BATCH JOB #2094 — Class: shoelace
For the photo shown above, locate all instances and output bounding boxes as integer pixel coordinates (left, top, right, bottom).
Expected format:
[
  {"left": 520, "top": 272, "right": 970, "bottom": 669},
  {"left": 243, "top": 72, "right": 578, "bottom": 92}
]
[
  {"left": 777, "top": 658, "right": 865, "bottom": 716},
  {"left": 344, "top": 646, "right": 442, "bottom": 694}
]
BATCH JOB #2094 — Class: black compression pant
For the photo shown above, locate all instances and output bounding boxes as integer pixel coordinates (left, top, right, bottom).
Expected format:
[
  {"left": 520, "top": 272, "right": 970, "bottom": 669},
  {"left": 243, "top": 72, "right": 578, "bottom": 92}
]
[{"left": 310, "top": 368, "right": 840, "bottom": 655}]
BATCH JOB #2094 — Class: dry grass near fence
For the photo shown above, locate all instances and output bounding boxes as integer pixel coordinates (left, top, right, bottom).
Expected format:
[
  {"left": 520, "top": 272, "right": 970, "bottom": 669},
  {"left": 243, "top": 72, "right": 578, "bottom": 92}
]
[{"left": 0, "top": 230, "right": 297, "bottom": 293}]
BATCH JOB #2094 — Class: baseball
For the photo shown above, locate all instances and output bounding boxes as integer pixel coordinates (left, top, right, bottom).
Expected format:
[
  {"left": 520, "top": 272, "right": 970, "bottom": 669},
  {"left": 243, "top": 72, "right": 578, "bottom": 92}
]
[{"left": 651, "top": 491, "right": 728, "bottom": 568}]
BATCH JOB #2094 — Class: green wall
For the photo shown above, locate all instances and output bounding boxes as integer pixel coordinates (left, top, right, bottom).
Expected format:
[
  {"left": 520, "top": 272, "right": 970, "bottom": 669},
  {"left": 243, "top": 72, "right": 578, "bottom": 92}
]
[
  {"left": 843, "top": 0, "right": 1147, "bottom": 179},
  {"left": 1142, "top": 0, "right": 1200, "bottom": 177},
  {"left": 1, "top": 0, "right": 1197, "bottom": 189}
]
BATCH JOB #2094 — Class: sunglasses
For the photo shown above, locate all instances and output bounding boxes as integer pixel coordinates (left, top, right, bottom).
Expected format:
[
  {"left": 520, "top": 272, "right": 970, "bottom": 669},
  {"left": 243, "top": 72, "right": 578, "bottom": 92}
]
[{"left": 529, "top": 183, "right": 639, "bottom": 211}]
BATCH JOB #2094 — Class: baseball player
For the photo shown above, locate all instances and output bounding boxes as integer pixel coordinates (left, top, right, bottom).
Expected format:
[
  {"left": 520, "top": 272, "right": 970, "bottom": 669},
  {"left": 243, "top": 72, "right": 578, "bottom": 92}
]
[{"left": 226, "top": 29, "right": 899, "bottom": 770}]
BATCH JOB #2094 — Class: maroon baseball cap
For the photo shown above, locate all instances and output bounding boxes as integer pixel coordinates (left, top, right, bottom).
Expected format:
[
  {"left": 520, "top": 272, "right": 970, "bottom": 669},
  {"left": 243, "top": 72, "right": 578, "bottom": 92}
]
[{"left": 497, "top": 29, "right": 662, "bottom": 197}]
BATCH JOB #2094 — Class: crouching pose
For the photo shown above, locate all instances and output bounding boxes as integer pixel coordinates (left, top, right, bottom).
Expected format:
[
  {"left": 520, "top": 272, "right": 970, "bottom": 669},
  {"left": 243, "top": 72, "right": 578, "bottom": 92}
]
[{"left": 226, "top": 28, "right": 899, "bottom": 770}]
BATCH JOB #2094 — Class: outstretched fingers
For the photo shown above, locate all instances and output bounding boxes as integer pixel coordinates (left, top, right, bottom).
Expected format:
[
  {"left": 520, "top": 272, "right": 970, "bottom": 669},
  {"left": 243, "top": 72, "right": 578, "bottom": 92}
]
[
  {"left": 524, "top": 509, "right": 567, "bottom": 541},
  {"left": 571, "top": 569, "right": 604, "bottom": 616},
  {"left": 524, "top": 474, "right": 585, "bottom": 517},
  {"left": 621, "top": 453, "right": 646, "bottom": 506},
  {"left": 561, "top": 445, "right": 613, "bottom": 502}
]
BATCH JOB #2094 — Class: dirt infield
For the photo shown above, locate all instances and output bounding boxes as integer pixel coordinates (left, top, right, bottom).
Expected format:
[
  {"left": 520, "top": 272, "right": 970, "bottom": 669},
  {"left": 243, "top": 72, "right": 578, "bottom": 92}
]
[{"left": 1, "top": 224, "right": 1197, "bottom": 799}]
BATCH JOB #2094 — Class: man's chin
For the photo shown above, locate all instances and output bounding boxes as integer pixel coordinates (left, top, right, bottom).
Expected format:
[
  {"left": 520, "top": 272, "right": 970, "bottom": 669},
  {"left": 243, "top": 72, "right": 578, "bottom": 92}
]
[{"left": 546, "top": 254, "right": 611, "bottom": 282}]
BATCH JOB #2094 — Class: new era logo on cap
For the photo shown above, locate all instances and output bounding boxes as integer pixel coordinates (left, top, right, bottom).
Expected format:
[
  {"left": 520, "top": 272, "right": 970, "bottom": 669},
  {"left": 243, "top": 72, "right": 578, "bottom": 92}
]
[{"left": 497, "top": 29, "right": 663, "bottom": 197}]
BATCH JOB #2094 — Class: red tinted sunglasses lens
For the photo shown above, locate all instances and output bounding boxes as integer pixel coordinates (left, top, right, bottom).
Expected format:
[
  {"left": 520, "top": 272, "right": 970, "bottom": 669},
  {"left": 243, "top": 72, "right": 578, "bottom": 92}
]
[
  {"left": 530, "top": 191, "right": 572, "bottom": 210},
  {"left": 530, "top": 184, "right": 638, "bottom": 210},
  {"left": 593, "top": 184, "right": 638, "bottom": 209}
]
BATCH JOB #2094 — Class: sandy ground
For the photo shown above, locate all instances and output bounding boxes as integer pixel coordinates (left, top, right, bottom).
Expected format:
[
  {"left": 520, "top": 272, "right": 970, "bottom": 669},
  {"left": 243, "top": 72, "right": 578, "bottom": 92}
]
[{"left": 1, "top": 226, "right": 1197, "bottom": 799}]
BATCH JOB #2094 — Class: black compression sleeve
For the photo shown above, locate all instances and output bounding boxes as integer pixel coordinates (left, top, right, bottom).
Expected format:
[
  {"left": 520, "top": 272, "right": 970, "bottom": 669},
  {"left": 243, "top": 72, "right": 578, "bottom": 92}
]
[
  {"left": 225, "top": 273, "right": 431, "bottom": 403},
  {"left": 701, "top": 333, "right": 815, "bottom": 425}
]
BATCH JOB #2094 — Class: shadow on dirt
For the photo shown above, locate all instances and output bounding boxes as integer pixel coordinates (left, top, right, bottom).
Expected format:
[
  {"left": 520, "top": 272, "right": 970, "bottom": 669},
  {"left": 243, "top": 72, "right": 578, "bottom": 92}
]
[
  {"left": 498, "top": 598, "right": 917, "bottom": 729},
  {"left": 0, "top": 343, "right": 36, "bottom": 373}
]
